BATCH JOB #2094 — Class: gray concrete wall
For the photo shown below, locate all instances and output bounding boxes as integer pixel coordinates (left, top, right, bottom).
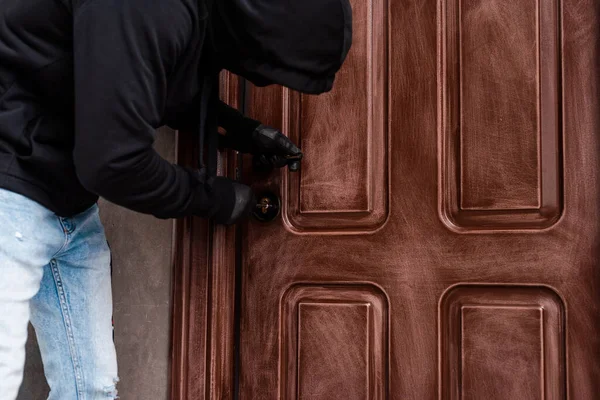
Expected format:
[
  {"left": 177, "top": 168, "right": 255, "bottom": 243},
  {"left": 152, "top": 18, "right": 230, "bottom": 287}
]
[{"left": 18, "top": 127, "right": 176, "bottom": 400}]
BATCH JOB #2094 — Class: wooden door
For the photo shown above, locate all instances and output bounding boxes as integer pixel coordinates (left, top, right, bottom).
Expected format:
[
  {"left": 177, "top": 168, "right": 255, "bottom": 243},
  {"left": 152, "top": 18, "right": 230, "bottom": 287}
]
[{"left": 237, "top": 0, "right": 600, "bottom": 399}]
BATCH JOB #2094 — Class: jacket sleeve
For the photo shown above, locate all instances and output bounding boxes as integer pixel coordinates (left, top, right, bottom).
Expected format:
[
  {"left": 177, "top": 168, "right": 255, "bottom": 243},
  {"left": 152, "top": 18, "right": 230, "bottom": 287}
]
[
  {"left": 216, "top": 101, "right": 261, "bottom": 153},
  {"left": 72, "top": 0, "right": 234, "bottom": 219}
]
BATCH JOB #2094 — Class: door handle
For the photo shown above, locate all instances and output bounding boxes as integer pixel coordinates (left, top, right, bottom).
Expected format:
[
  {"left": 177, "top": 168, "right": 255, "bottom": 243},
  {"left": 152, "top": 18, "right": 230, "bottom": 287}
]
[{"left": 252, "top": 153, "right": 303, "bottom": 173}]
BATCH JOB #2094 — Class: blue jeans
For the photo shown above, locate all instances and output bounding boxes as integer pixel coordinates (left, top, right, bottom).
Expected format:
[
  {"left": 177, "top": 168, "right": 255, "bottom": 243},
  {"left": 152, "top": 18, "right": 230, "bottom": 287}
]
[{"left": 0, "top": 189, "right": 118, "bottom": 399}]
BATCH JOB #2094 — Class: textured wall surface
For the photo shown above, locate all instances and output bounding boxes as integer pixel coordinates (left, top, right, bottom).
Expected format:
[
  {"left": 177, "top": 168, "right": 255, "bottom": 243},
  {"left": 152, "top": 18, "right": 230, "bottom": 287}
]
[{"left": 19, "top": 127, "right": 176, "bottom": 400}]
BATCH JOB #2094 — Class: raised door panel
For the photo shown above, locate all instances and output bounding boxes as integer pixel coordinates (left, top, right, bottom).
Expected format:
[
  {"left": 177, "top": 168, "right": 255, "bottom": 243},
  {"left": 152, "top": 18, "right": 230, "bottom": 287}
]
[
  {"left": 280, "top": 285, "right": 388, "bottom": 400},
  {"left": 439, "top": 0, "right": 562, "bottom": 230},
  {"left": 440, "top": 285, "right": 566, "bottom": 399},
  {"left": 257, "top": 0, "right": 389, "bottom": 234}
]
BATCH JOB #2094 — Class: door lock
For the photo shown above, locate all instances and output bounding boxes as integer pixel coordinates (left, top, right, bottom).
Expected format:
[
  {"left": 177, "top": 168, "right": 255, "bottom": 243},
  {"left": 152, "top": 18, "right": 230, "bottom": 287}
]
[{"left": 253, "top": 192, "right": 281, "bottom": 222}]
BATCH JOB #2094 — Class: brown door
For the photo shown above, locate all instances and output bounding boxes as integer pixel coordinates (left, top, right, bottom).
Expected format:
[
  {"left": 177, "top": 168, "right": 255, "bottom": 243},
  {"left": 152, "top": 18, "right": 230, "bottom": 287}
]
[{"left": 237, "top": 0, "right": 600, "bottom": 399}]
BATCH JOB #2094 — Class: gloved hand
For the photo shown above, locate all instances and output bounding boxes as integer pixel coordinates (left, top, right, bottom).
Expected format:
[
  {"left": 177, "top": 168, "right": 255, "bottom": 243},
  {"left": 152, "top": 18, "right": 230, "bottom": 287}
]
[
  {"left": 250, "top": 125, "right": 303, "bottom": 172},
  {"left": 211, "top": 178, "right": 255, "bottom": 225},
  {"left": 217, "top": 101, "right": 303, "bottom": 171},
  {"left": 222, "top": 181, "right": 256, "bottom": 225},
  {"left": 188, "top": 173, "right": 257, "bottom": 225}
]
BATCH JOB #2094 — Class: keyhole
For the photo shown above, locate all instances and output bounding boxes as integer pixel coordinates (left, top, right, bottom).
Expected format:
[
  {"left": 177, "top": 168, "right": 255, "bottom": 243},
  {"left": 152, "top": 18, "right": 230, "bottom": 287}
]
[{"left": 252, "top": 192, "right": 281, "bottom": 222}]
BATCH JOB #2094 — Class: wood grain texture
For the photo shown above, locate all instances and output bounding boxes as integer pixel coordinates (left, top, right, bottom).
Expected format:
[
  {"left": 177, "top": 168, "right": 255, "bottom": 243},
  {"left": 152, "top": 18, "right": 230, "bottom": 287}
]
[
  {"left": 277, "top": 0, "right": 389, "bottom": 233},
  {"left": 461, "top": 307, "right": 544, "bottom": 400},
  {"left": 298, "top": 304, "right": 369, "bottom": 399},
  {"left": 170, "top": 120, "right": 210, "bottom": 400},
  {"left": 237, "top": 0, "right": 600, "bottom": 400},
  {"left": 280, "top": 285, "right": 388, "bottom": 400},
  {"left": 459, "top": 0, "right": 541, "bottom": 210},
  {"left": 439, "top": 285, "right": 565, "bottom": 399},
  {"left": 170, "top": 73, "right": 239, "bottom": 400},
  {"left": 439, "top": 0, "right": 562, "bottom": 230}
]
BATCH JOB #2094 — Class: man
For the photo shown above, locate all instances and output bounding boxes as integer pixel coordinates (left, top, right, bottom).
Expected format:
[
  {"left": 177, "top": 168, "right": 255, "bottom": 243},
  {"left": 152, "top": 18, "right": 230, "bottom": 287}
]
[{"left": 0, "top": 0, "right": 352, "bottom": 398}]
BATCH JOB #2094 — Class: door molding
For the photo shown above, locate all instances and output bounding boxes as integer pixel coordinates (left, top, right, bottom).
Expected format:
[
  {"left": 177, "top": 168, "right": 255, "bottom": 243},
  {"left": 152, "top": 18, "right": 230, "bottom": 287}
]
[{"left": 170, "top": 74, "right": 240, "bottom": 400}]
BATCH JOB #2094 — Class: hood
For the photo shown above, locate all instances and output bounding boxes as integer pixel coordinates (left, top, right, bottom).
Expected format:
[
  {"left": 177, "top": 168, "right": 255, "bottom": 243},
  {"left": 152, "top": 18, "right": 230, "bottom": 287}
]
[{"left": 208, "top": 0, "right": 352, "bottom": 94}]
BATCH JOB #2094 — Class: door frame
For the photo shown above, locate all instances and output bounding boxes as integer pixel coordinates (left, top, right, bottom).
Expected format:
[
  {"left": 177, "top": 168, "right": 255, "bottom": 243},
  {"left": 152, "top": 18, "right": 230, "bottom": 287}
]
[{"left": 170, "top": 73, "right": 241, "bottom": 400}]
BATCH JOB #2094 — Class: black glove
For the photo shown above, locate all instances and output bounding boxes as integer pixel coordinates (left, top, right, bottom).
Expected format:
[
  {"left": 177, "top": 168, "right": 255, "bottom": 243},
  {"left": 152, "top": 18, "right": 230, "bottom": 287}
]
[
  {"left": 184, "top": 171, "right": 255, "bottom": 225},
  {"left": 208, "top": 177, "right": 256, "bottom": 225},
  {"left": 250, "top": 125, "right": 303, "bottom": 172},
  {"left": 217, "top": 102, "right": 302, "bottom": 171}
]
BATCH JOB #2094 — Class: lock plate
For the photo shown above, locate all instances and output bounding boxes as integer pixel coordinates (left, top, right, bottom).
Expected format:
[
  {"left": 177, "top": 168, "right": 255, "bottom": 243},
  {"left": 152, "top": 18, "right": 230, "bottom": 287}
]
[{"left": 253, "top": 191, "right": 281, "bottom": 222}]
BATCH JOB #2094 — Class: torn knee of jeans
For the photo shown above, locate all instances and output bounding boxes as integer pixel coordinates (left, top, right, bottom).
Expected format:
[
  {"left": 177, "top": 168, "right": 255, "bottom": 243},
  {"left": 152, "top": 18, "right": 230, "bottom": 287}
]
[{"left": 103, "top": 377, "right": 120, "bottom": 399}]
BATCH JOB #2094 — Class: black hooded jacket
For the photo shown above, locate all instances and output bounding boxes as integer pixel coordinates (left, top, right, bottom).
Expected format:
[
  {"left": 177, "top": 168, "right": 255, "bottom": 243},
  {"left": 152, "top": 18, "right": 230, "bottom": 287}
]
[{"left": 0, "top": 0, "right": 351, "bottom": 218}]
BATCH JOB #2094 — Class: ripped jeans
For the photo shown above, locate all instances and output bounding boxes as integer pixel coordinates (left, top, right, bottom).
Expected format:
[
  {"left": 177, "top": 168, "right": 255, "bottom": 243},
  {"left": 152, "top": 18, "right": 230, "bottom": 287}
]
[{"left": 0, "top": 189, "right": 118, "bottom": 399}]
